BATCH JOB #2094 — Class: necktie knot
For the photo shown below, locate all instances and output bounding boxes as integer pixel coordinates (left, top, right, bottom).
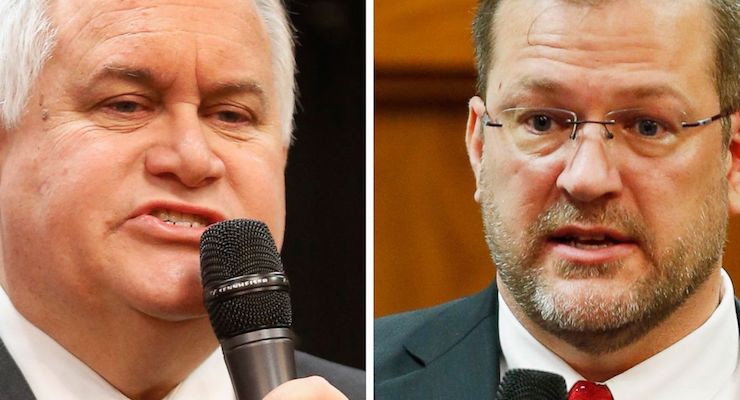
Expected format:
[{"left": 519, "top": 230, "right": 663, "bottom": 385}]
[{"left": 568, "top": 380, "right": 613, "bottom": 400}]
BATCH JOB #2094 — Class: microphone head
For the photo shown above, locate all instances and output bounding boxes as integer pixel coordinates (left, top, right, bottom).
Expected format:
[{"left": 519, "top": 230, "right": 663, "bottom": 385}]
[
  {"left": 200, "top": 219, "right": 292, "bottom": 340},
  {"left": 497, "top": 369, "right": 567, "bottom": 400}
]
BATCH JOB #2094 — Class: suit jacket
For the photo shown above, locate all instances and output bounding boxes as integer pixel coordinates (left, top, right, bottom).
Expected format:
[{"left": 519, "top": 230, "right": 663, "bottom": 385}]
[
  {"left": 374, "top": 283, "right": 740, "bottom": 400},
  {"left": 0, "top": 340, "right": 365, "bottom": 400}
]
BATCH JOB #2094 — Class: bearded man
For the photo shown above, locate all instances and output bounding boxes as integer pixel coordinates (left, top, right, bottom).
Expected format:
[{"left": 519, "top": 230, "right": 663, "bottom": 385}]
[{"left": 375, "top": 0, "right": 740, "bottom": 398}]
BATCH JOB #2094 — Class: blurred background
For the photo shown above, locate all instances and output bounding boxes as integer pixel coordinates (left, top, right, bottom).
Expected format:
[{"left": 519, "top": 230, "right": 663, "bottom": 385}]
[
  {"left": 282, "top": 0, "right": 365, "bottom": 369},
  {"left": 374, "top": 0, "right": 740, "bottom": 318}
]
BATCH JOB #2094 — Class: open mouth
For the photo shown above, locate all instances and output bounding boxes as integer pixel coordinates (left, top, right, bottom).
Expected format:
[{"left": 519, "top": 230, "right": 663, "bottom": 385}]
[
  {"left": 551, "top": 234, "right": 621, "bottom": 249},
  {"left": 549, "top": 229, "right": 634, "bottom": 250},
  {"left": 149, "top": 209, "right": 210, "bottom": 228}
]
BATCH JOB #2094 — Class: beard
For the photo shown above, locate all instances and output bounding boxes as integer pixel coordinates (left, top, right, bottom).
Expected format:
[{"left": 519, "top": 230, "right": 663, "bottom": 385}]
[{"left": 481, "top": 169, "right": 728, "bottom": 355}]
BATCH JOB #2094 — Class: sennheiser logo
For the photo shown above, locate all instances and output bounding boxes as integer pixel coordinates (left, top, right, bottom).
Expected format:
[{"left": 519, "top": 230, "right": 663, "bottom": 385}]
[{"left": 210, "top": 277, "right": 269, "bottom": 297}]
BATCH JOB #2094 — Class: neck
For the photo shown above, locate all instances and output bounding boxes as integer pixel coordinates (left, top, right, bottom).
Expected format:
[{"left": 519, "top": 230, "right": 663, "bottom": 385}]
[
  {"left": 77, "top": 315, "right": 218, "bottom": 400},
  {"left": 13, "top": 296, "right": 218, "bottom": 400},
  {"left": 500, "top": 268, "right": 723, "bottom": 381}
]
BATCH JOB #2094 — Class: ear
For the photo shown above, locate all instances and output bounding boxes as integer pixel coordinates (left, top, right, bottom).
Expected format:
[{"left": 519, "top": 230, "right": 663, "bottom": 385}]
[
  {"left": 466, "top": 96, "right": 487, "bottom": 203},
  {"left": 728, "top": 111, "right": 740, "bottom": 215}
]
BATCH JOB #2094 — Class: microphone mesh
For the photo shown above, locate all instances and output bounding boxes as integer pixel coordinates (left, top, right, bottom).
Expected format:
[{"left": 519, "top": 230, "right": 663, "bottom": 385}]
[
  {"left": 200, "top": 219, "right": 292, "bottom": 340},
  {"left": 497, "top": 369, "right": 567, "bottom": 400}
]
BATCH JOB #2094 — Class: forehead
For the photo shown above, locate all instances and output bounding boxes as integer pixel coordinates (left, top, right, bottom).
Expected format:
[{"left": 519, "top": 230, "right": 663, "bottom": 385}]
[
  {"left": 51, "top": 0, "right": 267, "bottom": 47},
  {"left": 487, "top": 0, "right": 717, "bottom": 109},
  {"left": 48, "top": 0, "right": 273, "bottom": 94},
  {"left": 492, "top": 0, "right": 715, "bottom": 61}
]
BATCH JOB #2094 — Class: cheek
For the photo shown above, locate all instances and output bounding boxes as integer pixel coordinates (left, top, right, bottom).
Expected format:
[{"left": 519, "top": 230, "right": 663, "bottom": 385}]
[
  {"left": 223, "top": 145, "right": 287, "bottom": 246},
  {"left": 0, "top": 133, "right": 116, "bottom": 293},
  {"left": 0, "top": 128, "right": 137, "bottom": 246},
  {"left": 617, "top": 135, "right": 728, "bottom": 253},
  {"left": 484, "top": 142, "right": 563, "bottom": 230}
]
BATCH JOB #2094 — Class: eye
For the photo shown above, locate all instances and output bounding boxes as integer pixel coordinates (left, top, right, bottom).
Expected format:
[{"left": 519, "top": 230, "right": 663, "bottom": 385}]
[
  {"left": 635, "top": 118, "right": 662, "bottom": 137},
  {"left": 203, "top": 105, "right": 260, "bottom": 140},
  {"left": 98, "top": 96, "right": 152, "bottom": 118},
  {"left": 530, "top": 114, "right": 553, "bottom": 132},
  {"left": 107, "top": 101, "right": 142, "bottom": 113},
  {"left": 609, "top": 109, "right": 679, "bottom": 140},
  {"left": 621, "top": 116, "right": 675, "bottom": 139},
  {"left": 205, "top": 105, "right": 257, "bottom": 129},
  {"left": 215, "top": 110, "right": 250, "bottom": 124},
  {"left": 517, "top": 110, "right": 571, "bottom": 135}
]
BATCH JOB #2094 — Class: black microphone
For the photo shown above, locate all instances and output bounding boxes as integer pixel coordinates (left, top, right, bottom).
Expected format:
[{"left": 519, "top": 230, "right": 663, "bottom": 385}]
[
  {"left": 200, "top": 219, "right": 296, "bottom": 400},
  {"left": 497, "top": 369, "right": 567, "bottom": 400}
]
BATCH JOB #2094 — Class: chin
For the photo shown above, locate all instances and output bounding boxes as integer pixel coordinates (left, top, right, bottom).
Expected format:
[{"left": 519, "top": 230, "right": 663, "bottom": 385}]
[
  {"left": 117, "top": 268, "right": 210, "bottom": 322},
  {"left": 130, "top": 292, "right": 210, "bottom": 322}
]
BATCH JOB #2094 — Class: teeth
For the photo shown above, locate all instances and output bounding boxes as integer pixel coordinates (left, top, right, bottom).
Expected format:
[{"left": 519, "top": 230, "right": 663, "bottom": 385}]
[
  {"left": 568, "top": 240, "right": 612, "bottom": 249},
  {"left": 554, "top": 233, "right": 619, "bottom": 249},
  {"left": 574, "top": 235, "right": 606, "bottom": 241},
  {"left": 151, "top": 209, "right": 208, "bottom": 228}
]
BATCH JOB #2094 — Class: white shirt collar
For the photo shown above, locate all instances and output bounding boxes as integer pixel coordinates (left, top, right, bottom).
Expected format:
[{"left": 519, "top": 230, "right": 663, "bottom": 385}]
[
  {"left": 0, "top": 287, "right": 235, "bottom": 400},
  {"left": 499, "top": 269, "right": 740, "bottom": 400}
]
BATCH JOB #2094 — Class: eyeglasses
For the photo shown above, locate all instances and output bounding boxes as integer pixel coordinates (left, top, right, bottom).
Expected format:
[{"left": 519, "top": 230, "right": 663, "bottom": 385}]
[{"left": 482, "top": 107, "right": 730, "bottom": 157}]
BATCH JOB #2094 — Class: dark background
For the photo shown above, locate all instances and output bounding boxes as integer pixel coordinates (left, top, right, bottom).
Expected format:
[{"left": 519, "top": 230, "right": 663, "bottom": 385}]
[{"left": 281, "top": 0, "right": 365, "bottom": 370}]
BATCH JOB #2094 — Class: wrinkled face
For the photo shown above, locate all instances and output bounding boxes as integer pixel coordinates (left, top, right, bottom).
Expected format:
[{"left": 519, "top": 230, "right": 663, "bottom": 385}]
[
  {"left": 0, "top": 0, "right": 287, "bottom": 323},
  {"left": 471, "top": 0, "right": 731, "bottom": 352}
]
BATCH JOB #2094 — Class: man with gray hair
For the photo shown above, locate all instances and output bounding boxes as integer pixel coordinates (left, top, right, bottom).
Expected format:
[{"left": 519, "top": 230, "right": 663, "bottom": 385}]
[
  {"left": 376, "top": 0, "right": 740, "bottom": 398},
  {"left": 0, "top": 0, "right": 363, "bottom": 399}
]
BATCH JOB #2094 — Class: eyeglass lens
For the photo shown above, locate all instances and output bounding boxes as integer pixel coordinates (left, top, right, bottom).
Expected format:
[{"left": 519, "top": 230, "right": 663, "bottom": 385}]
[{"left": 493, "top": 107, "right": 692, "bottom": 158}]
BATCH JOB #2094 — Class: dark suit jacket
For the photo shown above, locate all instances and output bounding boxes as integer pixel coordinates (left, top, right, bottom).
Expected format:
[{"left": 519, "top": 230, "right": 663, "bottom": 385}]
[
  {"left": 375, "top": 283, "right": 740, "bottom": 400},
  {"left": 0, "top": 340, "right": 365, "bottom": 400}
]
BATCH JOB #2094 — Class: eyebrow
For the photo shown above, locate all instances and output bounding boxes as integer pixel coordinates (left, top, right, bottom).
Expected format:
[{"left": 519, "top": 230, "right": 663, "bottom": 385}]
[
  {"left": 89, "top": 64, "right": 157, "bottom": 87},
  {"left": 496, "top": 77, "right": 567, "bottom": 107},
  {"left": 500, "top": 77, "right": 693, "bottom": 111},
  {"left": 613, "top": 85, "right": 692, "bottom": 110},
  {"left": 518, "top": 77, "right": 566, "bottom": 94},
  {"left": 205, "top": 80, "right": 268, "bottom": 110},
  {"left": 87, "top": 64, "right": 269, "bottom": 109}
]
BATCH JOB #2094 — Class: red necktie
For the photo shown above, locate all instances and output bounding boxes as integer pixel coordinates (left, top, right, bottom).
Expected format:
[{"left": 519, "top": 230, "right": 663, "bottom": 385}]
[{"left": 568, "top": 380, "right": 614, "bottom": 400}]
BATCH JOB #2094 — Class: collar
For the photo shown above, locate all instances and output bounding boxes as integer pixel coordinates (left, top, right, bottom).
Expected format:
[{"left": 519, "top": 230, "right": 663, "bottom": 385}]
[
  {"left": 499, "top": 269, "right": 740, "bottom": 399},
  {"left": 0, "top": 287, "right": 234, "bottom": 400}
]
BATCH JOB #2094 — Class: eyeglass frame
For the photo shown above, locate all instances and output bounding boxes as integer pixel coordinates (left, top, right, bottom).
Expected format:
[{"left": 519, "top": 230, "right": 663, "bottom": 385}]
[{"left": 481, "top": 107, "right": 731, "bottom": 140}]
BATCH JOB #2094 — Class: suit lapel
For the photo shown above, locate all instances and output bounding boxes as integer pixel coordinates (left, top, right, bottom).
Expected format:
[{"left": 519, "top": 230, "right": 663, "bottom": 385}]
[
  {"left": 378, "top": 289, "right": 740, "bottom": 400},
  {"left": 0, "top": 338, "right": 36, "bottom": 400},
  {"left": 376, "top": 284, "right": 501, "bottom": 399}
]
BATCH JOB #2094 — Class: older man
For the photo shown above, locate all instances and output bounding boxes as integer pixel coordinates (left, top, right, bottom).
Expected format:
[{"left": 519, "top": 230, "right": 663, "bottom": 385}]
[
  {"left": 375, "top": 0, "right": 740, "bottom": 398},
  {"left": 0, "top": 0, "right": 363, "bottom": 399}
]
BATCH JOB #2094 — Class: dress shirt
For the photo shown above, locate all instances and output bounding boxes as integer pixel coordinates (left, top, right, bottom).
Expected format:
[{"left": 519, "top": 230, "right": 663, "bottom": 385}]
[
  {"left": 0, "top": 287, "right": 235, "bottom": 400},
  {"left": 499, "top": 269, "right": 740, "bottom": 399}
]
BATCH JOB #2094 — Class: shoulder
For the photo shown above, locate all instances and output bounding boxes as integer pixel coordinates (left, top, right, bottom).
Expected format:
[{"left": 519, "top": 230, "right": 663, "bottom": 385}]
[
  {"left": 375, "top": 296, "right": 469, "bottom": 355},
  {"left": 375, "top": 285, "right": 498, "bottom": 381},
  {"left": 295, "top": 351, "right": 365, "bottom": 400},
  {"left": 0, "top": 339, "right": 35, "bottom": 400}
]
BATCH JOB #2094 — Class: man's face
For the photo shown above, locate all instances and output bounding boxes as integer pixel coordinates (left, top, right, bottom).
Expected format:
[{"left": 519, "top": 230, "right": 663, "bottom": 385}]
[
  {"left": 470, "top": 0, "right": 733, "bottom": 352},
  {"left": 0, "top": 0, "right": 287, "bottom": 325}
]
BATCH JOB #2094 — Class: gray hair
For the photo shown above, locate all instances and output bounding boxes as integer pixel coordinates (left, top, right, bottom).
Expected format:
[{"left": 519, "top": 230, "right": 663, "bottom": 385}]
[
  {"left": 0, "top": 0, "right": 296, "bottom": 145},
  {"left": 472, "top": 0, "right": 740, "bottom": 146},
  {"left": 0, "top": 0, "right": 55, "bottom": 131}
]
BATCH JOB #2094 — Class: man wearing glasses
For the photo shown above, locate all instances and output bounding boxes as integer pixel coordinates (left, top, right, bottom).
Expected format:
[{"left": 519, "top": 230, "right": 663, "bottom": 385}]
[{"left": 375, "top": 0, "right": 740, "bottom": 398}]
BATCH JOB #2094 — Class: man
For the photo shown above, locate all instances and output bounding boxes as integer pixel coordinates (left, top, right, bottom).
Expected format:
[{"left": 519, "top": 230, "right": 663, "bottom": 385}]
[
  {"left": 0, "top": 0, "right": 363, "bottom": 399},
  {"left": 375, "top": 0, "right": 740, "bottom": 398}
]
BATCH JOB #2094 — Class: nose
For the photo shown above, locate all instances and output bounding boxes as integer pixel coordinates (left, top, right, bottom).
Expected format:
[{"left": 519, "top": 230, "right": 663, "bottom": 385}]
[
  {"left": 556, "top": 123, "right": 623, "bottom": 203},
  {"left": 145, "top": 110, "right": 226, "bottom": 188}
]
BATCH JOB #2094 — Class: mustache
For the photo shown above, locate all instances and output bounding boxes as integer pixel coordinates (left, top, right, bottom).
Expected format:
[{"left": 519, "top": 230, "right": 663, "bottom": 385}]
[{"left": 528, "top": 201, "right": 652, "bottom": 248}]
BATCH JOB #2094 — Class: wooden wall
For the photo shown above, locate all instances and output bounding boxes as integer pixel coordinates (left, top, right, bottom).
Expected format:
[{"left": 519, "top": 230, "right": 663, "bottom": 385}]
[{"left": 374, "top": 0, "right": 740, "bottom": 317}]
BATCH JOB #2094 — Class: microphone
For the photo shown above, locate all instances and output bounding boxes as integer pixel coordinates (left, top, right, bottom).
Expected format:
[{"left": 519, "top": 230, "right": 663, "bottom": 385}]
[
  {"left": 497, "top": 369, "right": 567, "bottom": 400},
  {"left": 200, "top": 219, "right": 296, "bottom": 400}
]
